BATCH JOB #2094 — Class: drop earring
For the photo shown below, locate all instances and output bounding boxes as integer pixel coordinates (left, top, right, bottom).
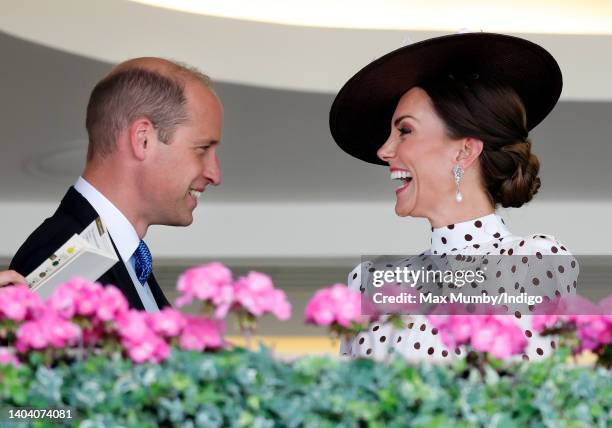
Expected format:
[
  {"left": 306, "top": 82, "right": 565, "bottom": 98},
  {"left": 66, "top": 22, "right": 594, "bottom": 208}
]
[{"left": 453, "top": 164, "right": 464, "bottom": 202}]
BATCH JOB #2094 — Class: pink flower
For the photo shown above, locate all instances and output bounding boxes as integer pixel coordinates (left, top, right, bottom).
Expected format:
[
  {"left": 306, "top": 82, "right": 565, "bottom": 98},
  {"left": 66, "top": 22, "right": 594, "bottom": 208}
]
[
  {"left": 123, "top": 330, "right": 170, "bottom": 364},
  {"left": 233, "top": 272, "right": 291, "bottom": 320},
  {"left": 599, "top": 295, "right": 612, "bottom": 315},
  {"left": 0, "top": 347, "right": 20, "bottom": 367},
  {"left": 149, "top": 308, "right": 187, "bottom": 337},
  {"left": 115, "top": 310, "right": 151, "bottom": 343},
  {"left": 532, "top": 315, "right": 562, "bottom": 333},
  {"left": 559, "top": 295, "right": 601, "bottom": 318},
  {"left": 531, "top": 295, "right": 612, "bottom": 354},
  {"left": 48, "top": 277, "right": 108, "bottom": 319},
  {"left": 115, "top": 310, "right": 172, "bottom": 363},
  {"left": 15, "top": 308, "right": 81, "bottom": 353},
  {"left": 175, "top": 263, "right": 234, "bottom": 318},
  {"left": 305, "top": 284, "right": 361, "bottom": 328},
  {"left": 74, "top": 282, "right": 104, "bottom": 317},
  {"left": 0, "top": 284, "right": 43, "bottom": 322},
  {"left": 470, "top": 316, "right": 527, "bottom": 358},
  {"left": 15, "top": 321, "right": 48, "bottom": 351},
  {"left": 47, "top": 282, "right": 78, "bottom": 319},
  {"left": 96, "top": 286, "right": 129, "bottom": 321},
  {"left": 428, "top": 315, "right": 527, "bottom": 359},
  {"left": 576, "top": 316, "right": 612, "bottom": 350},
  {"left": 269, "top": 289, "right": 292, "bottom": 321},
  {"left": 179, "top": 315, "right": 226, "bottom": 352},
  {"left": 429, "top": 315, "right": 473, "bottom": 346}
]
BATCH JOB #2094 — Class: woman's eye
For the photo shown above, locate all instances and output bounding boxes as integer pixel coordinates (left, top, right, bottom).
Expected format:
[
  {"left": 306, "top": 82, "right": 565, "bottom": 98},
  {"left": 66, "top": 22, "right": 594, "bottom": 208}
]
[{"left": 398, "top": 127, "right": 412, "bottom": 136}]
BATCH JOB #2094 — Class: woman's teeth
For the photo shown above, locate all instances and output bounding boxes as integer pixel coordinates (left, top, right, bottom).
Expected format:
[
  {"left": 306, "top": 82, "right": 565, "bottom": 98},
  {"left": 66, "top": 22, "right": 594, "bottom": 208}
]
[
  {"left": 189, "top": 190, "right": 202, "bottom": 199},
  {"left": 390, "top": 170, "right": 412, "bottom": 180},
  {"left": 391, "top": 170, "right": 413, "bottom": 189}
]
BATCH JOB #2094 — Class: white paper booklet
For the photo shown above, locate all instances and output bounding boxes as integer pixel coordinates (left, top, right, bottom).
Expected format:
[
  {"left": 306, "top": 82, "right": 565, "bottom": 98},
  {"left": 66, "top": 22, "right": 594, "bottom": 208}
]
[{"left": 26, "top": 217, "right": 119, "bottom": 299}]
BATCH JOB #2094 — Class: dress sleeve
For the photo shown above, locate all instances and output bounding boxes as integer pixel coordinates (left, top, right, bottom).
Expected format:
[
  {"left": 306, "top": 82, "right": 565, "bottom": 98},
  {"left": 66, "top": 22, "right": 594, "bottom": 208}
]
[
  {"left": 500, "top": 234, "right": 579, "bottom": 361},
  {"left": 347, "top": 262, "right": 364, "bottom": 292},
  {"left": 340, "top": 261, "right": 373, "bottom": 356},
  {"left": 513, "top": 234, "right": 579, "bottom": 298}
]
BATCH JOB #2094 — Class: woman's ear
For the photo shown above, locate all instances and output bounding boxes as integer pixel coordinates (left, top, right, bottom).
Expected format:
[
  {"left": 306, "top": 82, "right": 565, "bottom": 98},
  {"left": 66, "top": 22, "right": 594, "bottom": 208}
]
[{"left": 455, "top": 137, "right": 484, "bottom": 169}]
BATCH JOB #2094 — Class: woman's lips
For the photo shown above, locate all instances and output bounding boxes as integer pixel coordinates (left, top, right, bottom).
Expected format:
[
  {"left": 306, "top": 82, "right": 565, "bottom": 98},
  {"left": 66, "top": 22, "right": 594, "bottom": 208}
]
[
  {"left": 395, "top": 180, "right": 412, "bottom": 195},
  {"left": 390, "top": 168, "right": 413, "bottom": 195}
]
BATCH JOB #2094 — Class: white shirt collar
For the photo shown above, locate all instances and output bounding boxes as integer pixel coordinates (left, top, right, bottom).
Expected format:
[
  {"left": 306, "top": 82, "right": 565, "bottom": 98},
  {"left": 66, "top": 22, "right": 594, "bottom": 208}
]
[
  {"left": 430, "top": 213, "right": 511, "bottom": 254},
  {"left": 74, "top": 176, "right": 140, "bottom": 262}
]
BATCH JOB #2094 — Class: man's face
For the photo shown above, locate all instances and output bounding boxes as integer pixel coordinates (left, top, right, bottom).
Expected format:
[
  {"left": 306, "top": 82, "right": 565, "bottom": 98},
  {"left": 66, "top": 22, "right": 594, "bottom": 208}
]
[{"left": 144, "top": 82, "right": 223, "bottom": 227}]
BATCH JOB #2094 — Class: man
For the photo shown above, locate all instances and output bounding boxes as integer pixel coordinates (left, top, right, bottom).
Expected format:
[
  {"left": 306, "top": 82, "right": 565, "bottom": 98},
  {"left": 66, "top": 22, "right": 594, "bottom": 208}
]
[
  {"left": 0, "top": 270, "right": 26, "bottom": 288},
  {"left": 10, "top": 58, "right": 223, "bottom": 311}
]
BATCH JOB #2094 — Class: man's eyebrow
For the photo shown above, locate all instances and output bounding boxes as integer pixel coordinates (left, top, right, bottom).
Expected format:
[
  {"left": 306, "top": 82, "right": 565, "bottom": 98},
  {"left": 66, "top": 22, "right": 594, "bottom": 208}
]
[
  {"left": 393, "top": 115, "right": 419, "bottom": 127},
  {"left": 193, "top": 139, "right": 219, "bottom": 146}
]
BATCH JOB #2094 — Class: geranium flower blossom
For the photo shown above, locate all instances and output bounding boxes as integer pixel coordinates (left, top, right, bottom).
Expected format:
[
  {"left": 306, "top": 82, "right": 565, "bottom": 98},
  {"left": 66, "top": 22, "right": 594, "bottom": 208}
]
[
  {"left": 305, "top": 284, "right": 361, "bottom": 328},
  {"left": 179, "top": 315, "right": 226, "bottom": 352},
  {"left": 233, "top": 272, "right": 291, "bottom": 320},
  {"left": 0, "top": 284, "right": 42, "bottom": 322},
  {"left": 175, "top": 263, "right": 234, "bottom": 318}
]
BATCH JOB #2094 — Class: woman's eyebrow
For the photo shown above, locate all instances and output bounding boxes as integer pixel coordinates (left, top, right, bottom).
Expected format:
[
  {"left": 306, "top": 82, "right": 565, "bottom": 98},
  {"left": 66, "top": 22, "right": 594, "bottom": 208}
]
[{"left": 393, "top": 115, "right": 419, "bottom": 127}]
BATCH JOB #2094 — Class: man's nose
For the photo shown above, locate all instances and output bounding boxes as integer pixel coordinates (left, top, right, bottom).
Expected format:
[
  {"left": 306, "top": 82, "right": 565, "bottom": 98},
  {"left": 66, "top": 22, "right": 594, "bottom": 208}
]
[{"left": 205, "top": 155, "right": 222, "bottom": 186}]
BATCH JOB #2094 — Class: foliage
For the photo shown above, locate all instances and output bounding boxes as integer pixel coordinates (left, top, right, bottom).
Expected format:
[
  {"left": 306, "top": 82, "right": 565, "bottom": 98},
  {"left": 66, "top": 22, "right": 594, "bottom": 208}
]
[{"left": 1, "top": 347, "right": 610, "bottom": 427}]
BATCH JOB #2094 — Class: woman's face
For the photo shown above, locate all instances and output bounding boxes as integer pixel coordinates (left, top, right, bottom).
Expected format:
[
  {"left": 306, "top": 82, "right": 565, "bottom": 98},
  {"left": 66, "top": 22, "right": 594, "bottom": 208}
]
[{"left": 377, "top": 87, "right": 461, "bottom": 218}]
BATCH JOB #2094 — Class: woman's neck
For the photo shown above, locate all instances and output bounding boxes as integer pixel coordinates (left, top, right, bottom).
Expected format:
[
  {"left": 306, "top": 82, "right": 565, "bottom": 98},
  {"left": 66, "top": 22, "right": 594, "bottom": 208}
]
[{"left": 427, "top": 189, "right": 494, "bottom": 229}]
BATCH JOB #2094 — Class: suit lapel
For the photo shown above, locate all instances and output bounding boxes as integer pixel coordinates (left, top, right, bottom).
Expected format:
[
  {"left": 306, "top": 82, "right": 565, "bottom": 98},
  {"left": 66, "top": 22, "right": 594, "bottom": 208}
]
[
  {"left": 148, "top": 273, "right": 171, "bottom": 309},
  {"left": 104, "top": 237, "right": 146, "bottom": 311},
  {"left": 58, "top": 187, "right": 99, "bottom": 226},
  {"left": 60, "top": 187, "right": 146, "bottom": 310}
]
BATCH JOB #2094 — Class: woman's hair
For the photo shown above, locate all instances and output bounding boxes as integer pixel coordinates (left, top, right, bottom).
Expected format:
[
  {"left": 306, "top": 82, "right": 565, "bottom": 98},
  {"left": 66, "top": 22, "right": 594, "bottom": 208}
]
[{"left": 419, "top": 73, "right": 541, "bottom": 208}]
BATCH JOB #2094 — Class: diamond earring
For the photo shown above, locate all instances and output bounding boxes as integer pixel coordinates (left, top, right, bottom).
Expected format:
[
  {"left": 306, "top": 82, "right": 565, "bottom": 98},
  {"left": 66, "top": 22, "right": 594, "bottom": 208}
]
[{"left": 453, "top": 164, "right": 464, "bottom": 202}]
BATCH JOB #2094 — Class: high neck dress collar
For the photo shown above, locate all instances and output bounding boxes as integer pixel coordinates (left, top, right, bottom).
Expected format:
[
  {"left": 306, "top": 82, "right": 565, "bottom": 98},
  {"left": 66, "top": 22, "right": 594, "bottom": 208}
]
[{"left": 430, "top": 213, "right": 511, "bottom": 254}]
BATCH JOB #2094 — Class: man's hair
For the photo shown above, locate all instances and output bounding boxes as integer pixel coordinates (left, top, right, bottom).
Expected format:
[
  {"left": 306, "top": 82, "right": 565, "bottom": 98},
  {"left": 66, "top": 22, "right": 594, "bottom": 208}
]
[{"left": 85, "top": 63, "right": 211, "bottom": 161}]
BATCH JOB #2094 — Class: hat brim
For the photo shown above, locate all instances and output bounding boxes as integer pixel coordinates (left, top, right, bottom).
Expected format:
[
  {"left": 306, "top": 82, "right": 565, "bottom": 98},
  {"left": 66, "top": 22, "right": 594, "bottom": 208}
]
[{"left": 329, "top": 32, "right": 562, "bottom": 166}]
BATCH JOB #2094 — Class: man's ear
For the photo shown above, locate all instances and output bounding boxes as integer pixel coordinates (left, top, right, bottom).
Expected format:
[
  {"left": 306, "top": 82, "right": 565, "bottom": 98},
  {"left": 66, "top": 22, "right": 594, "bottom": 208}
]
[
  {"left": 128, "top": 117, "right": 154, "bottom": 161},
  {"left": 455, "top": 137, "right": 484, "bottom": 169}
]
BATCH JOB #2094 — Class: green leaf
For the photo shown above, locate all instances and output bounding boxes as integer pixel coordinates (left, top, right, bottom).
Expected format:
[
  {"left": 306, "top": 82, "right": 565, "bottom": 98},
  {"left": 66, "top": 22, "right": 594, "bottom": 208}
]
[{"left": 3, "top": 346, "right": 609, "bottom": 426}]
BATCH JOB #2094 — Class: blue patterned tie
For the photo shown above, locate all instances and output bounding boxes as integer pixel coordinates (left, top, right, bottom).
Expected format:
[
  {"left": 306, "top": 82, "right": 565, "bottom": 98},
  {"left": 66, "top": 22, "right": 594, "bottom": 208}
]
[{"left": 133, "top": 240, "right": 153, "bottom": 285}]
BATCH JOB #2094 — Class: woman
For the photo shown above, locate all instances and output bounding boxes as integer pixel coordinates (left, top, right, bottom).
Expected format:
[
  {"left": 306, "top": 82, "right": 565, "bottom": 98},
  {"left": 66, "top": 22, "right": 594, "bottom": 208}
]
[{"left": 331, "top": 33, "right": 579, "bottom": 361}]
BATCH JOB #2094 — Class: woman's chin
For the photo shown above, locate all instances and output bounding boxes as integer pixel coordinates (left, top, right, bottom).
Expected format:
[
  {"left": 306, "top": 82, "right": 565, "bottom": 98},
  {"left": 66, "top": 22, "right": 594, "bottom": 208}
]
[
  {"left": 394, "top": 201, "right": 416, "bottom": 217},
  {"left": 394, "top": 183, "right": 418, "bottom": 217}
]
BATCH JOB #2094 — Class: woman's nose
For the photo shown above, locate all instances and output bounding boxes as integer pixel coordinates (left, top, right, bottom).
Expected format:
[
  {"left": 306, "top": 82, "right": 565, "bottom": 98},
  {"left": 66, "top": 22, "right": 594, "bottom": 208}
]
[{"left": 377, "top": 136, "right": 396, "bottom": 164}]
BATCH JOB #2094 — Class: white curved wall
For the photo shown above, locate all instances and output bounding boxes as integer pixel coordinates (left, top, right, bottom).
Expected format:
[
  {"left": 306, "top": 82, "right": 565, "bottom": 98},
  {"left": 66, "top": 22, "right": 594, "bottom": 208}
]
[{"left": 0, "top": 0, "right": 611, "bottom": 99}]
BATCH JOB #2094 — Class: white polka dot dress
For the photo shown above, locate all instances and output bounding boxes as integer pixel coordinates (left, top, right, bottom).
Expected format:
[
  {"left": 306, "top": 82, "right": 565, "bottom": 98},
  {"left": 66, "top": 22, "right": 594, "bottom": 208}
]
[{"left": 340, "top": 213, "right": 579, "bottom": 362}]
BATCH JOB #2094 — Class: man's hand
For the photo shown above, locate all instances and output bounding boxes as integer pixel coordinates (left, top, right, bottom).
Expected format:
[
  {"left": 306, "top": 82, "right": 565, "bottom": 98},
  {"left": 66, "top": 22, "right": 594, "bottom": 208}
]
[{"left": 0, "top": 270, "right": 27, "bottom": 288}]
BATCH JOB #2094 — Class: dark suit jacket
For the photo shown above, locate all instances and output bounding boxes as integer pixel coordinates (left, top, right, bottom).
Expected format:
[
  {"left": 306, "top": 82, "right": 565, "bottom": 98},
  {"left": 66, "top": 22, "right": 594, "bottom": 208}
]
[{"left": 10, "top": 187, "right": 170, "bottom": 310}]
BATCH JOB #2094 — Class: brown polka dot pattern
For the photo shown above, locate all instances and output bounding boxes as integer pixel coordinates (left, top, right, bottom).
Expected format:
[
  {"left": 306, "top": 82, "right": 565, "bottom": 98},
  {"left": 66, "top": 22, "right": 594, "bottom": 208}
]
[{"left": 342, "top": 213, "right": 579, "bottom": 363}]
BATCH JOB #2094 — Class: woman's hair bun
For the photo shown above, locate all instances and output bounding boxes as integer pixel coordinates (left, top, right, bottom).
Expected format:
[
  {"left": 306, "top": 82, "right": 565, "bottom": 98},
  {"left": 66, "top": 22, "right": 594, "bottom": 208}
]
[
  {"left": 493, "top": 139, "right": 541, "bottom": 208},
  {"left": 420, "top": 76, "right": 542, "bottom": 208}
]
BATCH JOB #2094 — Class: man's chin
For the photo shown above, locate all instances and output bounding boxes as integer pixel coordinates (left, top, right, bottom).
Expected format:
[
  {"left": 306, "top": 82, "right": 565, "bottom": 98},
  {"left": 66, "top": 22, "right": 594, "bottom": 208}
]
[
  {"left": 179, "top": 216, "right": 194, "bottom": 227},
  {"left": 165, "top": 214, "right": 194, "bottom": 227}
]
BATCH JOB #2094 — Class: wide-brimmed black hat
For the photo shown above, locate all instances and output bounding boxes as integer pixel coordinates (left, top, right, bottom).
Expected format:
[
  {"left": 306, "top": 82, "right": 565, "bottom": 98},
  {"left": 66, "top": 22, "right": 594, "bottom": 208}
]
[{"left": 329, "top": 32, "right": 562, "bottom": 165}]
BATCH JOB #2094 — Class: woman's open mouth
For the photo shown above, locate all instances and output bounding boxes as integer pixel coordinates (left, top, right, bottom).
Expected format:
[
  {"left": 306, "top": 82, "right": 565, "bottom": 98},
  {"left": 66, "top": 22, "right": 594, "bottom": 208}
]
[{"left": 391, "top": 168, "right": 413, "bottom": 194}]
